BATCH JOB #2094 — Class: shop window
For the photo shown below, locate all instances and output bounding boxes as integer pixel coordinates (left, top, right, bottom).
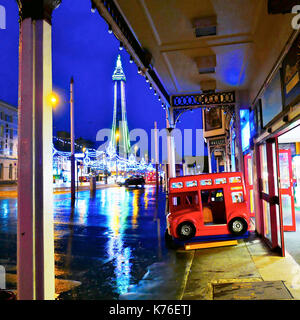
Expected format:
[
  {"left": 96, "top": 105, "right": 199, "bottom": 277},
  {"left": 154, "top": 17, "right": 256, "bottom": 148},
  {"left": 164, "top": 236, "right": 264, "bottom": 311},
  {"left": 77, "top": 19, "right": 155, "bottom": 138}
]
[{"left": 201, "top": 188, "right": 226, "bottom": 224}]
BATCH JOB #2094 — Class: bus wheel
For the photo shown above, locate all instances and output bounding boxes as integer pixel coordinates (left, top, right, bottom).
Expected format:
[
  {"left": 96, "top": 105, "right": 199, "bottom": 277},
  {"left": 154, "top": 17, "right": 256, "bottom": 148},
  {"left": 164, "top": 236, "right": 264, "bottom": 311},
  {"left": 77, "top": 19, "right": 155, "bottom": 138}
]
[
  {"left": 228, "top": 217, "right": 248, "bottom": 236},
  {"left": 164, "top": 229, "right": 179, "bottom": 249},
  {"left": 176, "top": 222, "right": 196, "bottom": 241}
]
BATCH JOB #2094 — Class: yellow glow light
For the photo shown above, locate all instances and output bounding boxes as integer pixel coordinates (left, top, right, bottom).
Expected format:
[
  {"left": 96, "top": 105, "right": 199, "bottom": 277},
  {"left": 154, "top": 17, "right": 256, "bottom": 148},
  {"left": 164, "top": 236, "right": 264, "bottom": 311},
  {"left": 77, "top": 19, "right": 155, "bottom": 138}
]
[{"left": 48, "top": 92, "right": 59, "bottom": 107}]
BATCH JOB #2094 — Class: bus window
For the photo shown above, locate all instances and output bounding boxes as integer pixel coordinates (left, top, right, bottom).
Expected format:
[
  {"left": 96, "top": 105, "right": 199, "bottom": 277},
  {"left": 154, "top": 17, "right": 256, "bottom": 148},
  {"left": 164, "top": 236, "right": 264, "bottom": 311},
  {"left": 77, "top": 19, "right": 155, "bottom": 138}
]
[
  {"left": 184, "top": 192, "right": 199, "bottom": 208},
  {"left": 201, "top": 189, "right": 226, "bottom": 225},
  {"left": 172, "top": 196, "right": 181, "bottom": 206},
  {"left": 211, "top": 189, "right": 224, "bottom": 202}
]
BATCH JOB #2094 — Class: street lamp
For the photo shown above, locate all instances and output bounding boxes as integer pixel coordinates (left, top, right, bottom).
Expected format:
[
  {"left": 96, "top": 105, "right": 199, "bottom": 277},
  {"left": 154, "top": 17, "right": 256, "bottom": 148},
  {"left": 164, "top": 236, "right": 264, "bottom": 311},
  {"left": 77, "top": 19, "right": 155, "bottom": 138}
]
[
  {"left": 50, "top": 77, "right": 76, "bottom": 205},
  {"left": 48, "top": 92, "right": 59, "bottom": 107}
]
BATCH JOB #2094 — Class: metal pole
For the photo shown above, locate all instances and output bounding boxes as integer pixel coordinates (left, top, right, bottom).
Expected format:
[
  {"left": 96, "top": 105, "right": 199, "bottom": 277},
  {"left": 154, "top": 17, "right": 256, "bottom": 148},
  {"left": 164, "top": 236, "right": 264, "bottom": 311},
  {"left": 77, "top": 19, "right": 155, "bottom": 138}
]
[
  {"left": 70, "top": 77, "right": 75, "bottom": 205},
  {"left": 154, "top": 121, "right": 159, "bottom": 190}
]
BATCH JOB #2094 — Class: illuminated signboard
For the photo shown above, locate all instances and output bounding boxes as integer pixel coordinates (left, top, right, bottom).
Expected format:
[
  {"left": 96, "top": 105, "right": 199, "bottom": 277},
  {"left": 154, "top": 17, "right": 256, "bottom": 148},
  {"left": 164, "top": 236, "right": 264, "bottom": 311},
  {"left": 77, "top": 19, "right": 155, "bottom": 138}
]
[
  {"left": 229, "top": 176, "right": 242, "bottom": 183},
  {"left": 261, "top": 70, "right": 283, "bottom": 127},
  {"left": 171, "top": 182, "right": 183, "bottom": 189},
  {"left": 200, "top": 179, "right": 212, "bottom": 186},
  {"left": 240, "top": 109, "right": 250, "bottom": 152},
  {"left": 215, "top": 178, "right": 227, "bottom": 185},
  {"left": 186, "top": 180, "right": 197, "bottom": 187},
  {"left": 231, "top": 191, "right": 244, "bottom": 203}
]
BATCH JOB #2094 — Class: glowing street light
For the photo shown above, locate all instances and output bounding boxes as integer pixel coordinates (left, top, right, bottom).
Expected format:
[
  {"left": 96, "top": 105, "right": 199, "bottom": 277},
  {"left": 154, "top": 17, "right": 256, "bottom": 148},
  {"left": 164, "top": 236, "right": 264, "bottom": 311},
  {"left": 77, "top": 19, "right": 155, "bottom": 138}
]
[{"left": 48, "top": 92, "right": 59, "bottom": 107}]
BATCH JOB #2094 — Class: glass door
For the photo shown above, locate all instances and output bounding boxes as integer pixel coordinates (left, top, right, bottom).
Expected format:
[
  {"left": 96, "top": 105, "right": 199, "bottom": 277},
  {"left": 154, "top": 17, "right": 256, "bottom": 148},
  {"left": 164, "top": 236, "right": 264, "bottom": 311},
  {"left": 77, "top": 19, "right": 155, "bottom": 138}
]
[
  {"left": 259, "top": 139, "right": 285, "bottom": 256},
  {"left": 279, "top": 149, "right": 296, "bottom": 231}
]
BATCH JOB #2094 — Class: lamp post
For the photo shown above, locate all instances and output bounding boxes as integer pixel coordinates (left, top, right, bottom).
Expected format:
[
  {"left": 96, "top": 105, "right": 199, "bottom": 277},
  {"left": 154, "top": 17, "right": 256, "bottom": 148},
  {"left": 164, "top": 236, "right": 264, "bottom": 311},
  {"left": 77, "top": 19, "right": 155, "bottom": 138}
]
[
  {"left": 50, "top": 79, "right": 75, "bottom": 202},
  {"left": 154, "top": 121, "right": 159, "bottom": 190},
  {"left": 70, "top": 77, "right": 76, "bottom": 206}
]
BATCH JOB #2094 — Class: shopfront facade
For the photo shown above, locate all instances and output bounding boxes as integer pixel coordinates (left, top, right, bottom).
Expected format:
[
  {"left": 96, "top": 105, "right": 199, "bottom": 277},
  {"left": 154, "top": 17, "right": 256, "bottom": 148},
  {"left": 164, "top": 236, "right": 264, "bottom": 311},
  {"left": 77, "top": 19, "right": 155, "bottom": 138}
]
[{"left": 243, "top": 31, "right": 300, "bottom": 258}]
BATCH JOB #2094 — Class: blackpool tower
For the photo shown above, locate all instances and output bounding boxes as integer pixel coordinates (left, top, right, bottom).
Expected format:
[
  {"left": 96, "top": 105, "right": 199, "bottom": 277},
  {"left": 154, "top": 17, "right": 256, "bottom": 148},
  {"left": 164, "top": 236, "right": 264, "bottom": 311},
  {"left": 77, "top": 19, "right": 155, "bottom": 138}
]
[{"left": 110, "top": 54, "right": 131, "bottom": 158}]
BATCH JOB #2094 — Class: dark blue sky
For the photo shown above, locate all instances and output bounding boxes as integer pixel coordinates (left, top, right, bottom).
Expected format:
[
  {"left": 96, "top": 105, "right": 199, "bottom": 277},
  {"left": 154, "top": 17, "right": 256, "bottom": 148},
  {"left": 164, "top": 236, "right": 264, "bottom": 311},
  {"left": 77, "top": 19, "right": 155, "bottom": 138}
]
[{"left": 0, "top": 0, "right": 203, "bottom": 156}]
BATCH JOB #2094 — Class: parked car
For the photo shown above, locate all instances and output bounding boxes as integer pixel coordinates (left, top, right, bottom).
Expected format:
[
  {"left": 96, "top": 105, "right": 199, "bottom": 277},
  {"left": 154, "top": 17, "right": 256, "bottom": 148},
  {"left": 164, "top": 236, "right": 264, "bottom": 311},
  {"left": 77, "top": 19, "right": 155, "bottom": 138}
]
[{"left": 123, "top": 175, "right": 145, "bottom": 188}]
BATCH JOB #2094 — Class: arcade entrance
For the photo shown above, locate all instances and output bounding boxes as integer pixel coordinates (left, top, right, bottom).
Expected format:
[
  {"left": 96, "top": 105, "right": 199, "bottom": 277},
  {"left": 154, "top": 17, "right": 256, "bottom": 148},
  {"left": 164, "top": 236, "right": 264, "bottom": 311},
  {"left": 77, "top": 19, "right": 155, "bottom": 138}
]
[{"left": 278, "top": 125, "right": 300, "bottom": 264}]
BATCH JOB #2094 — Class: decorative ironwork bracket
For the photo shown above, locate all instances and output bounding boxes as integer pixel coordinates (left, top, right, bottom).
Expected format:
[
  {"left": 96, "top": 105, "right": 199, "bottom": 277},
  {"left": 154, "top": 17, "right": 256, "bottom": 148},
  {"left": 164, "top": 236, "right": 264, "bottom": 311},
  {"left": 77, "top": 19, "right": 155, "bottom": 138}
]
[{"left": 171, "top": 91, "right": 235, "bottom": 107}]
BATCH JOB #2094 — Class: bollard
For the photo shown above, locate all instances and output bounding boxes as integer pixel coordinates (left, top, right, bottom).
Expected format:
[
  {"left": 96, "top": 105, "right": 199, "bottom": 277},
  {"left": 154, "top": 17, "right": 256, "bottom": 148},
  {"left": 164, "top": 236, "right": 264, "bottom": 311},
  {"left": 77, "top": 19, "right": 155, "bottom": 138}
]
[{"left": 90, "top": 175, "right": 96, "bottom": 192}]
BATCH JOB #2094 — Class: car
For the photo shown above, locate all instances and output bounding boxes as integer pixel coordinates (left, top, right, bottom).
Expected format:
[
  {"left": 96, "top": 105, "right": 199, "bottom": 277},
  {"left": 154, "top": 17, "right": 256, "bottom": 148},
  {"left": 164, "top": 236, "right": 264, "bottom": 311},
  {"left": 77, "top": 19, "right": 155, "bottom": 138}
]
[
  {"left": 124, "top": 175, "right": 145, "bottom": 188},
  {"left": 165, "top": 172, "right": 250, "bottom": 247},
  {"left": 116, "top": 176, "right": 125, "bottom": 186}
]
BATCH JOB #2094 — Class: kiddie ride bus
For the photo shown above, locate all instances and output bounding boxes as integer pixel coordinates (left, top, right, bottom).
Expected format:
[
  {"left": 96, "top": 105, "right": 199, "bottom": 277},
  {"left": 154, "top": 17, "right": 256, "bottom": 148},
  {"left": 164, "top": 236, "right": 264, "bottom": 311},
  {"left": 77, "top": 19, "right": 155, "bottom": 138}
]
[{"left": 165, "top": 172, "right": 251, "bottom": 247}]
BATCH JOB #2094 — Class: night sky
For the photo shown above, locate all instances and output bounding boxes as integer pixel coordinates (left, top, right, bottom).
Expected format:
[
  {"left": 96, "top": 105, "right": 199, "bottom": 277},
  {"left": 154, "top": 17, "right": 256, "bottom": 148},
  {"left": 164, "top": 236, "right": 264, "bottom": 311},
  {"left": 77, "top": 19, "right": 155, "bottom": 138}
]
[{"left": 0, "top": 0, "right": 204, "bottom": 158}]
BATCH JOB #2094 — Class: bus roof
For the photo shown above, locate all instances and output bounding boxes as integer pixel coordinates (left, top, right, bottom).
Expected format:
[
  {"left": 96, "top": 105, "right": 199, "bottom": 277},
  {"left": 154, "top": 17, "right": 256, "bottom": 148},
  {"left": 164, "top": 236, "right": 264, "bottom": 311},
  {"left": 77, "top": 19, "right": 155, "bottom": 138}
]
[{"left": 169, "top": 172, "right": 244, "bottom": 193}]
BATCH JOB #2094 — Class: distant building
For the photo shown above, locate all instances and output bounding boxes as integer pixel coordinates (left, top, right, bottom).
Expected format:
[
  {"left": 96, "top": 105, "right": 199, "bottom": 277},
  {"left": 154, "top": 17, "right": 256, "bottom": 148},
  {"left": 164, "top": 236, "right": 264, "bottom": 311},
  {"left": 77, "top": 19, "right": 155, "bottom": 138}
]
[{"left": 0, "top": 100, "right": 18, "bottom": 183}]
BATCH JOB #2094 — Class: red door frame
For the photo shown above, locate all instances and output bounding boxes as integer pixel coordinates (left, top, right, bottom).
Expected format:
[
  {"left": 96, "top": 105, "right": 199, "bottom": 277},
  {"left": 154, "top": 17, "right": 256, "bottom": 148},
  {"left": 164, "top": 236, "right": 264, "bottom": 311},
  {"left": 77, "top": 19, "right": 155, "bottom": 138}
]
[
  {"left": 258, "top": 139, "right": 285, "bottom": 256},
  {"left": 279, "top": 149, "right": 296, "bottom": 232},
  {"left": 244, "top": 153, "right": 255, "bottom": 217}
]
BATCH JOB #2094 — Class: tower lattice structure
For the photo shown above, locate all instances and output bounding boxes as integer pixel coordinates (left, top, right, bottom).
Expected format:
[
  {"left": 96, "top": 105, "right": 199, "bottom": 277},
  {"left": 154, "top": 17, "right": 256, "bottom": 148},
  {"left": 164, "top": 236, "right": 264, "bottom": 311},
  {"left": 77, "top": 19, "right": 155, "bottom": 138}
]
[{"left": 110, "top": 55, "right": 131, "bottom": 158}]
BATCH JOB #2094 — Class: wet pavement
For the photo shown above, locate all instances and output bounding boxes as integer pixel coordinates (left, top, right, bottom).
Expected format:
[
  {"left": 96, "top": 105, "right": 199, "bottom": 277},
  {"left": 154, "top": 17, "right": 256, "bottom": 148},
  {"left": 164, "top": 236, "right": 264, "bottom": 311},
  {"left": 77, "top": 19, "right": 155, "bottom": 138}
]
[{"left": 0, "top": 185, "right": 191, "bottom": 300}]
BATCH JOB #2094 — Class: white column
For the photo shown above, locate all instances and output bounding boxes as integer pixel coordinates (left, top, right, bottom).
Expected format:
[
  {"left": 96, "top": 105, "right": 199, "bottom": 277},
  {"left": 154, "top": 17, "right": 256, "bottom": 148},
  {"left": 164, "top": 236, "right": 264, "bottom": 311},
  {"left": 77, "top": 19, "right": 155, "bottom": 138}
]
[
  {"left": 17, "top": 17, "right": 35, "bottom": 300},
  {"left": 166, "top": 107, "right": 176, "bottom": 178},
  {"left": 154, "top": 121, "right": 159, "bottom": 187},
  {"left": 17, "top": 2, "right": 58, "bottom": 300},
  {"left": 207, "top": 144, "right": 212, "bottom": 173}
]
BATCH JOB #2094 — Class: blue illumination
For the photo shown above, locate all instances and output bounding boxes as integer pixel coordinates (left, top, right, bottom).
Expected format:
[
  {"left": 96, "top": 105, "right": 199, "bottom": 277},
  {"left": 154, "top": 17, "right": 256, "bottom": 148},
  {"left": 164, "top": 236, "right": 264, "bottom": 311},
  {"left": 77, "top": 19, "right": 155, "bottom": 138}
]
[{"left": 240, "top": 109, "right": 250, "bottom": 152}]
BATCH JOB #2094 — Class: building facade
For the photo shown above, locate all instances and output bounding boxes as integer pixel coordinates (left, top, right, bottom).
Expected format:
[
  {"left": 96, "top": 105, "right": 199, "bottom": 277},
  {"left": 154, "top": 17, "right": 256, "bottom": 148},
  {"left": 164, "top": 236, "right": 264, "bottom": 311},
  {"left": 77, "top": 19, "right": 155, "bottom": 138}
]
[
  {"left": 240, "top": 31, "right": 300, "bottom": 258},
  {"left": 0, "top": 100, "right": 18, "bottom": 183}
]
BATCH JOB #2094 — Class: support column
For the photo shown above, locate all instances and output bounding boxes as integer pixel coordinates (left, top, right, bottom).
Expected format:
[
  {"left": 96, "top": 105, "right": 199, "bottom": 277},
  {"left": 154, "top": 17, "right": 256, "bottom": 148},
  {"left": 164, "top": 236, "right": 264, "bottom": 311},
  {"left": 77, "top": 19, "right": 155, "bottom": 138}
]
[
  {"left": 17, "top": 0, "right": 61, "bottom": 300},
  {"left": 207, "top": 144, "right": 212, "bottom": 173},
  {"left": 166, "top": 107, "right": 176, "bottom": 178},
  {"left": 154, "top": 121, "right": 159, "bottom": 189}
]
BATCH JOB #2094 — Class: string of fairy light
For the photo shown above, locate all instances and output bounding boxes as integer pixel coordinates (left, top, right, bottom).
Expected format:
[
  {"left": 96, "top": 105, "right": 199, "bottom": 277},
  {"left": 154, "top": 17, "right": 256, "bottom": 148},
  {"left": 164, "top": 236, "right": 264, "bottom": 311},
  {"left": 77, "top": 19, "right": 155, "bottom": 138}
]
[{"left": 53, "top": 136, "right": 155, "bottom": 173}]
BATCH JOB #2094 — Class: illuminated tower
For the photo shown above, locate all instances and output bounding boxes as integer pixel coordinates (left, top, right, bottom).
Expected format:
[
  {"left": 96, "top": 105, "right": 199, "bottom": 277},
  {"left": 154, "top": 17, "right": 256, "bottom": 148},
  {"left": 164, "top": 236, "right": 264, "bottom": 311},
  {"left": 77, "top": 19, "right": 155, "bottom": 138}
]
[{"left": 110, "top": 55, "right": 131, "bottom": 157}]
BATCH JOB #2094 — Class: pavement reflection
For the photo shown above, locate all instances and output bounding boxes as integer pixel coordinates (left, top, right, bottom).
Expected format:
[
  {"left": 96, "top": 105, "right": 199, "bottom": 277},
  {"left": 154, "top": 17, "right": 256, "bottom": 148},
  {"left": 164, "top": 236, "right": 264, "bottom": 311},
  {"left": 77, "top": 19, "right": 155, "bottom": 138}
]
[{"left": 0, "top": 185, "right": 192, "bottom": 299}]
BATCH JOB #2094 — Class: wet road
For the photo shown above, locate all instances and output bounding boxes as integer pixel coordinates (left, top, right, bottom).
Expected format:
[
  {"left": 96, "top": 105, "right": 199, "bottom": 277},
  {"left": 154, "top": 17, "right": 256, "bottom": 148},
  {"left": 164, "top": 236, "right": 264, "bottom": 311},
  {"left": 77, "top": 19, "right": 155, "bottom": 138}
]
[{"left": 0, "top": 185, "right": 191, "bottom": 300}]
